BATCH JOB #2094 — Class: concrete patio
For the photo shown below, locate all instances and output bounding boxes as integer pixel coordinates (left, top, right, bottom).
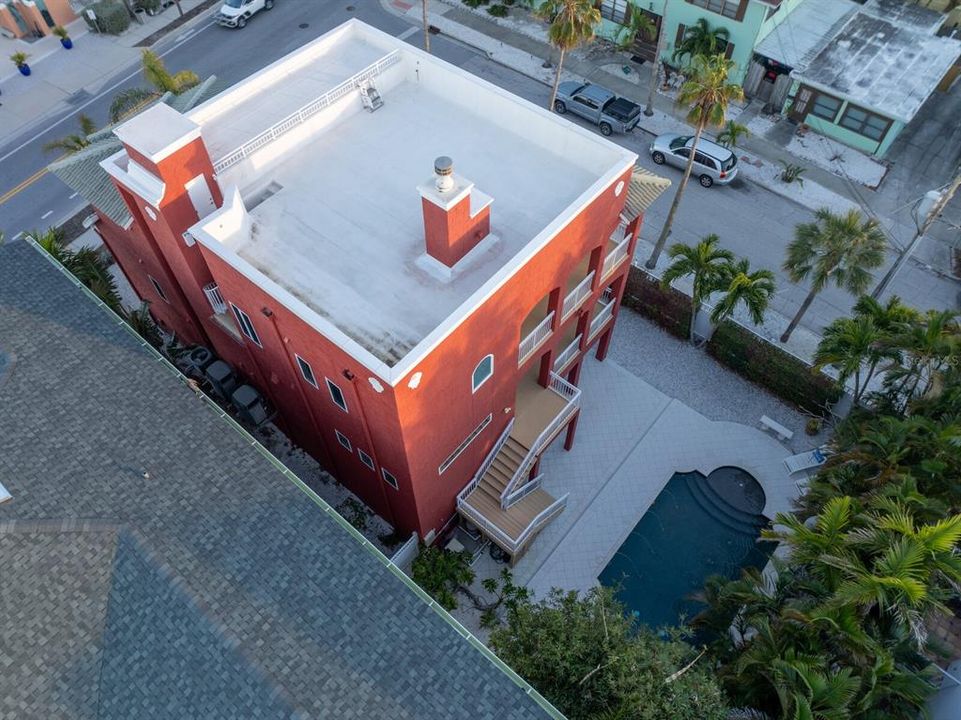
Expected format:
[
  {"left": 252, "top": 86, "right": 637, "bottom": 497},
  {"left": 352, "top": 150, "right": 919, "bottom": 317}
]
[{"left": 510, "top": 350, "right": 800, "bottom": 598}]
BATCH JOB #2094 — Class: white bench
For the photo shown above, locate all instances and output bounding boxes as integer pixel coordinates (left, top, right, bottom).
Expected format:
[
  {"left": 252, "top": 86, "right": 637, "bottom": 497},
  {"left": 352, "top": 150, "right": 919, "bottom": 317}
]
[{"left": 760, "top": 415, "right": 793, "bottom": 441}]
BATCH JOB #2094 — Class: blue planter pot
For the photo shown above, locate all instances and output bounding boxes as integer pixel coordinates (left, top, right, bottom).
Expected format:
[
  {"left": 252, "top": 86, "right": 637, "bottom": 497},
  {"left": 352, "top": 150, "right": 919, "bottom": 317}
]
[
  {"left": 18, "top": 64, "right": 30, "bottom": 76},
  {"left": 60, "top": 38, "right": 73, "bottom": 49}
]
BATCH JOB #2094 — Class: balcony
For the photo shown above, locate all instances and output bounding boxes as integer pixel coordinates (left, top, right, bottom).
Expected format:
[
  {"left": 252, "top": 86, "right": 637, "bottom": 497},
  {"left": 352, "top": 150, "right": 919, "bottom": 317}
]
[
  {"left": 588, "top": 288, "right": 615, "bottom": 341},
  {"left": 519, "top": 297, "right": 554, "bottom": 365},
  {"left": 203, "top": 282, "right": 228, "bottom": 315},
  {"left": 561, "top": 264, "right": 594, "bottom": 322},
  {"left": 553, "top": 328, "right": 582, "bottom": 374},
  {"left": 601, "top": 223, "right": 630, "bottom": 280}
]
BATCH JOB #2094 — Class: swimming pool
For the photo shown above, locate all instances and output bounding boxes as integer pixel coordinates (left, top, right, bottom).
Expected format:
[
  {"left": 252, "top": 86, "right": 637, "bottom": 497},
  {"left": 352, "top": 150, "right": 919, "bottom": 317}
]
[{"left": 598, "top": 467, "right": 774, "bottom": 629}]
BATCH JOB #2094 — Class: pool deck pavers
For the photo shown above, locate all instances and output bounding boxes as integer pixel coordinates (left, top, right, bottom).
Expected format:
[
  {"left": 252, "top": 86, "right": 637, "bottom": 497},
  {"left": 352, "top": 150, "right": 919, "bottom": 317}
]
[{"left": 516, "top": 352, "right": 797, "bottom": 598}]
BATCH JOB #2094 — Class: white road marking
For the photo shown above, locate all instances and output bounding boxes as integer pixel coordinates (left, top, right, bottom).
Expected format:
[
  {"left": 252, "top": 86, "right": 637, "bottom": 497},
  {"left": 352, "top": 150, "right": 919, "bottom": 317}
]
[
  {"left": 397, "top": 26, "right": 418, "bottom": 40},
  {"left": 68, "top": 191, "right": 79, "bottom": 199},
  {"left": 41, "top": 210, "right": 54, "bottom": 219},
  {"left": 0, "top": 18, "right": 218, "bottom": 166},
  {"left": 11, "top": 231, "right": 23, "bottom": 241}
]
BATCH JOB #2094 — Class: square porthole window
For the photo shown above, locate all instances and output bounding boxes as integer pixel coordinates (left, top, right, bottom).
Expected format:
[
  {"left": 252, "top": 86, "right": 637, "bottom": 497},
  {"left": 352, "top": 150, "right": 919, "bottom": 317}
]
[
  {"left": 382, "top": 469, "right": 399, "bottom": 490},
  {"left": 335, "top": 430, "right": 352, "bottom": 452},
  {"left": 358, "top": 450, "right": 375, "bottom": 470}
]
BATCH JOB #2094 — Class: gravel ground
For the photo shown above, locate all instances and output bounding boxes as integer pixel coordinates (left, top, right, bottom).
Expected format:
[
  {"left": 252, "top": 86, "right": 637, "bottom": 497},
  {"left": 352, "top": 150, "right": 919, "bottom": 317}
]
[{"left": 608, "top": 307, "right": 834, "bottom": 453}]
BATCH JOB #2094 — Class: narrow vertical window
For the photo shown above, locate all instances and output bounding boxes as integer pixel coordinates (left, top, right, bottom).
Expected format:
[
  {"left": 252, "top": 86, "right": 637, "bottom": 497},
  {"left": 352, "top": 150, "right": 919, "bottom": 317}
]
[
  {"left": 296, "top": 355, "right": 318, "bottom": 388},
  {"left": 148, "top": 275, "right": 169, "bottom": 303},
  {"left": 326, "top": 378, "right": 348, "bottom": 412},
  {"left": 229, "top": 303, "right": 261, "bottom": 347}
]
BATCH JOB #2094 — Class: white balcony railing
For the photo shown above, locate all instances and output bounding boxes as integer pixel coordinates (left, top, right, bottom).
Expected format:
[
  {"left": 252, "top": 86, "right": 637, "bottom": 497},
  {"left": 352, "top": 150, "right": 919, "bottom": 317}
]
[
  {"left": 501, "top": 372, "right": 581, "bottom": 509},
  {"left": 602, "top": 224, "right": 630, "bottom": 279},
  {"left": 589, "top": 289, "right": 616, "bottom": 340},
  {"left": 203, "top": 282, "right": 228, "bottom": 315},
  {"left": 561, "top": 270, "right": 595, "bottom": 321},
  {"left": 518, "top": 311, "right": 554, "bottom": 365},
  {"left": 212, "top": 50, "right": 402, "bottom": 173},
  {"left": 553, "top": 334, "right": 582, "bottom": 373}
]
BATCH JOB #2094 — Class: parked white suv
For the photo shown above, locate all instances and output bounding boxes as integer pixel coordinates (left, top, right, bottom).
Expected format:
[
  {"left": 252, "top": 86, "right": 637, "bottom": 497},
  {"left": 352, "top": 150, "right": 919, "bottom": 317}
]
[{"left": 216, "top": 0, "right": 273, "bottom": 28}]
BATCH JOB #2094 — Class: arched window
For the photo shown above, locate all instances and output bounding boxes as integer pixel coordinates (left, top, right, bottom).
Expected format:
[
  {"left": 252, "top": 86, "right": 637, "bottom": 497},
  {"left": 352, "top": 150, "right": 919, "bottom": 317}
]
[{"left": 472, "top": 354, "right": 494, "bottom": 392}]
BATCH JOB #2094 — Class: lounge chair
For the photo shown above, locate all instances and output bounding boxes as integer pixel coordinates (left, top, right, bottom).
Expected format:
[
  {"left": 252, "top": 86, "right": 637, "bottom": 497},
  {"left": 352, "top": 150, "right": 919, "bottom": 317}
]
[{"left": 783, "top": 446, "right": 829, "bottom": 475}]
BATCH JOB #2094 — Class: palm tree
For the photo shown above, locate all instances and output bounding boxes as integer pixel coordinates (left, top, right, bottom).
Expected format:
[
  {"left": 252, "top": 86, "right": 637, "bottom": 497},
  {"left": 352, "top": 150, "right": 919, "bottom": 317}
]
[
  {"left": 814, "top": 316, "right": 883, "bottom": 404},
  {"left": 710, "top": 257, "right": 775, "bottom": 327},
  {"left": 672, "top": 18, "right": 730, "bottom": 65},
  {"left": 717, "top": 119, "right": 749, "bottom": 149},
  {"left": 661, "top": 234, "right": 732, "bottom": 343},
  {"left": 42, "top": 114, "right": 97, "bottom": 155},
  {"left": 109, "top": 49, "right": 200, "bottom": 122},
  {"left": 780, "top": 208, "right": 887, "bottom": 343},
  {"left": 883, "top": 309, "right": 959, "bottom": 404},
  {"left": 31, "top": 228, "right": 123, "bottom": 313},
  {"left": 646, "top": 54, "right": 743, "bottom": 269},
  {"left": 614, "top": 9, "right": 655, "bottom": 52},
  {"left": 538, "top": 0, "right": 600, "bottom": 112}
]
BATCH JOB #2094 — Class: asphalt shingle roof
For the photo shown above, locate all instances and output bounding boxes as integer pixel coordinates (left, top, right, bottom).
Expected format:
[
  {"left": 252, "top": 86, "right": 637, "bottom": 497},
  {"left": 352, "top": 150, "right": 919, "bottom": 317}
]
[{"left": 0, "top": 241, "right": 559, "bottom": 720}]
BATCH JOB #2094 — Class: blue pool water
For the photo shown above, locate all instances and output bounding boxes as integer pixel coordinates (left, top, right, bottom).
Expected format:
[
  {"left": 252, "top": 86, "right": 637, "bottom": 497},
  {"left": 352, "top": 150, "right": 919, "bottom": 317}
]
[{"left": 599, "top": 467, "right": 774, "bottom": 629}]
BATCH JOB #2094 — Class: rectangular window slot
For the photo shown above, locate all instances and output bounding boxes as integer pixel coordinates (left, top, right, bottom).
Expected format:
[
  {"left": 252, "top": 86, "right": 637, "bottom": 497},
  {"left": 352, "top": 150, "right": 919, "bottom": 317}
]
[
  {"left": 296, "top": 355, "right": 318, "bottom": 388},
  {"left": 438, "top": 413, "right": 493, "bottom": 475},
  {"left": 358, "top": 450, "right": 375, "bottom": 470},
  {"left": 327, "top": 378, "right": 348, "bottom": 412},
  {"left": 230, "top": 303, "right": 261, "bottom": 347}
]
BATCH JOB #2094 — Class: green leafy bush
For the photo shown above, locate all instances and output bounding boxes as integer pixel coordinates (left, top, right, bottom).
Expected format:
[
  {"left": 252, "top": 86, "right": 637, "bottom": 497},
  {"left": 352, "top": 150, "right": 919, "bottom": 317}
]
[
  {"left": 85, "top": 0, "right": 131, "bottom": 35},
  {"left": 411, "top": 544, "right": 474, "bottom": 610},
  {"left": 462, "top": 0, "right": 490, "bottom": 7},
  {"left": 488, "top": 3, "right": 509, "bottom": 15},
  {"left": 707, "top": 320, "right": 842, "bottom": 416},
  {"left": 622, "top": 265, "right": 691, "bottom": 339}
]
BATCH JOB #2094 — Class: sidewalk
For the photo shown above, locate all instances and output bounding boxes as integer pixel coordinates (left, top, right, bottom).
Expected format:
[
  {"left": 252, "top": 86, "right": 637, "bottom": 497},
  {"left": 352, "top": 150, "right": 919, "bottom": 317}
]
[{"left": 0, "top": 0, "right": 216, "bottom": 143}]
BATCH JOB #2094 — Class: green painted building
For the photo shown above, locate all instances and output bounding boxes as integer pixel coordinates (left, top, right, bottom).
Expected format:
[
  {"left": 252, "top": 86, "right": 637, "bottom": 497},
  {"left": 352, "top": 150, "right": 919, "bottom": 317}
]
[
  {"left": 596, "top": 0, "right": 806, "bottom": 84},
  {"left": 597, "top": 0, "right": 961, "bottom": 157}
]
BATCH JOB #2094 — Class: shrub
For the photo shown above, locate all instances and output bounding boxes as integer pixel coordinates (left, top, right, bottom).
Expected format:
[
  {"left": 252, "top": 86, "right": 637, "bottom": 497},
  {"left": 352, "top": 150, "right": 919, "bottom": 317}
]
[
  {"left": 411, "top": 544, "right": 474, "bottom": 610},
  {"left": 621, "top": 265, "right": 691, "bottom": 339},
  {"left": 137, "top": 0, "right": 162, "bottom": 12},
  {"left": 779, "top": 160, "right": 806, "bottom": 186},
  {"left": 84, "top": 0, "right": 131, "bottom": 35},
  {"left": 462, "top": 0, "right": 490, "bottom": 7},
  {"left": 488, "top": 3, "right": 509, "bottom": 15},
  {"left": 707, "top": 320, "right": 842, "bottom": 416}
]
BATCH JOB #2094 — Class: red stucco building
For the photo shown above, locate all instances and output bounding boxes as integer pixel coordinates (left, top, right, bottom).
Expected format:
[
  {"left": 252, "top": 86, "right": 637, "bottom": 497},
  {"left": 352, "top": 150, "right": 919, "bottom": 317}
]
[{"left": 86, "top": 20, "right": 668, "bottom": 558}]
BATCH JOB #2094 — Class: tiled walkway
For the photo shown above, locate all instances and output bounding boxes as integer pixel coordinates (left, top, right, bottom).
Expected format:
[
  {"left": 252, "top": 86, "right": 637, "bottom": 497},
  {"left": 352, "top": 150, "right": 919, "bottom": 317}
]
[{"left": 514, "top": 352, "right": 798, "bottom": 597}]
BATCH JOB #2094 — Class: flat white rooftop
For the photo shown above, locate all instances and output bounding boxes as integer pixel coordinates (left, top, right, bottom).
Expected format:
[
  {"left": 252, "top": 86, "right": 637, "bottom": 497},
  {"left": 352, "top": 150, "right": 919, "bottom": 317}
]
[{"left": 189, "top": 20, "right": 635, "bottom": 379}]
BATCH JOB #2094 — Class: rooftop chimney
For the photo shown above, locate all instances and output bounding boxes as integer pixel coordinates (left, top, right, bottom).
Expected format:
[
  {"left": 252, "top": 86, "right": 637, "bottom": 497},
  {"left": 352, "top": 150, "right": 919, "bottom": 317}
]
[{"left": 418, "top": 156, "right": 493, "bottom": 268}]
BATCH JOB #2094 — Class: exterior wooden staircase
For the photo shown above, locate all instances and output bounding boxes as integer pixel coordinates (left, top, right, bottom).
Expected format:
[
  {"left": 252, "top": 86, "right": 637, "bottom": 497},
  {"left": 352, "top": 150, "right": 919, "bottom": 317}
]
[{"left": 457, "top": 421, "right": 569, "bottom": 561}]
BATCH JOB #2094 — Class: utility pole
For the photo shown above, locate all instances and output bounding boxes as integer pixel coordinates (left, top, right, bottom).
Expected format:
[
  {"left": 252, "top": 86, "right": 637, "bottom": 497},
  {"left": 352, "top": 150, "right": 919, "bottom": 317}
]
[
  {"left": 871, "top": 169, "right": 961, "bottom": 299},
  {"left": 423, "top": 0, "right": 430, "bottom": 53},
  {"left": 644, "top": 0, "right": 669, "bottom": 117}
]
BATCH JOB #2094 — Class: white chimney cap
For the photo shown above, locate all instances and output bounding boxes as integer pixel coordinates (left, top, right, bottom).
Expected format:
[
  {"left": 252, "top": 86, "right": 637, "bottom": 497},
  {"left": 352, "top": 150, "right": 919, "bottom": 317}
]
[{"left": 434, "top": 156, "right": 454, "bottom": 192}]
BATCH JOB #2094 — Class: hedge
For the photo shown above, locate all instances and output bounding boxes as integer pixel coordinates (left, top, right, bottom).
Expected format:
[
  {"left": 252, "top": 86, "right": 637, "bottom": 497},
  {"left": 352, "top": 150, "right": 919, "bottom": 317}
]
[
  {"left": 84, "top": 0, "right": 131, "bottom": 35},
  {"left": 707, "top": 320, "right": 842, "bottom": 417},
  {"left": 621, "top": 265, "right": 690, "bottom": 340}
]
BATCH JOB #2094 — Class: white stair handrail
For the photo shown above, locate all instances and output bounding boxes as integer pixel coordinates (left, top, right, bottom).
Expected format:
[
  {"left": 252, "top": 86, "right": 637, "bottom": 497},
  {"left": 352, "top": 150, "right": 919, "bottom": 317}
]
[
  {"left": 500, "top": 372, "right": 580, "bottom": 508},
  {"left": 457, "top": 419, "right": 514, "bottom": 503},
  {"left": 502, "top": 473, "right": 543, "bottom": 509}
]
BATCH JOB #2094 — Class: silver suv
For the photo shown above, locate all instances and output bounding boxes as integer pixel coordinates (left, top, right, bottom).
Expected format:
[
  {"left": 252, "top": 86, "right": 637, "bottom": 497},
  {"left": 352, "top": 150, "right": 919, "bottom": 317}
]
[{"left": 649, "top": 134, "right": 738, "bottom": 187}]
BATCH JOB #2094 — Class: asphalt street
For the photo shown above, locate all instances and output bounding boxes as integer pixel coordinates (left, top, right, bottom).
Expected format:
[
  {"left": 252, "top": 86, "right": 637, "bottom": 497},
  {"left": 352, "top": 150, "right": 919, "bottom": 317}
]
[{"left": 0, "top": 0, "right": 956, "bottom": 337}]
